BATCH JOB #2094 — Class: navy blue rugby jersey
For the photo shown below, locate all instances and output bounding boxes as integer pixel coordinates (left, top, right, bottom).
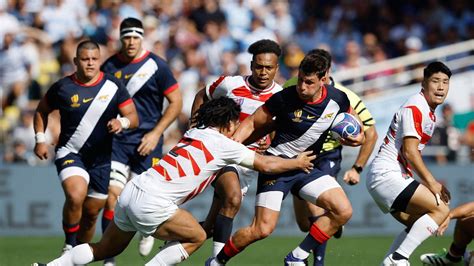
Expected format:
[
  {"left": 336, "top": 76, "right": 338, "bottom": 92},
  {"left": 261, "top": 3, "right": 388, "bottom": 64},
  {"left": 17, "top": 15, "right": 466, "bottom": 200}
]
[
  {"left": 46, "top": 72, "right": 132, "bottom": 157},
  {"left": 101, "top": 51, "right": 179, "bottom": 142},
  {"left": 263, "top": 84, "right": 351, "bottom": 158}
]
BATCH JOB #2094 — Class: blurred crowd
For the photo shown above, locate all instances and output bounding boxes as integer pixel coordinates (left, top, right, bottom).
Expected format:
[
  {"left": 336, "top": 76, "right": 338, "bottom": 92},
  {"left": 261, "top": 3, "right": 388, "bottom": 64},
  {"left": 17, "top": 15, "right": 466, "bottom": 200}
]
[{"left": 1, "top": 0, "right": 473, "bottom": 165}]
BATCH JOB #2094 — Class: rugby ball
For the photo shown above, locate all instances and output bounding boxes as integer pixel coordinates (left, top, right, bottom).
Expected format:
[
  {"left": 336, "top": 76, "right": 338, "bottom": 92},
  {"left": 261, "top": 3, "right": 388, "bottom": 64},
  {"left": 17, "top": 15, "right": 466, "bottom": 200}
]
[{"left": 330, "top": 112, "right": 361, "bottom": 139}]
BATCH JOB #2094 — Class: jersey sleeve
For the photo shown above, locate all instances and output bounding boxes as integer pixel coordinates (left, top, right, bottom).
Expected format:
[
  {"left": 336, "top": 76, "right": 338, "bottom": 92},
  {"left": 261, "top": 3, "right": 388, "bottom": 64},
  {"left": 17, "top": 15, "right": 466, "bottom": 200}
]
[
  {"left": 156, "top": 60, "right": 179, "bottom": 95},
  {"left": 45, "top": 82, "right": 60, "bottom": 110},
  {"left": 115, "top": 80, "right": 132, "bottom": 108},
  {"left": 205, "top": 76, "right": 229, "bottom": 99},
  {"left": 400, "top": 106, "right": 423, "bottom": 140},
  {"left": 219, "top": 136, "right": 256, "bottom": 167},
  {"left": 336, "top": 84, "right": 376, "bottom": 130},
  {"left": 263, "top": 91, "right": 285, "bottom": 117}
]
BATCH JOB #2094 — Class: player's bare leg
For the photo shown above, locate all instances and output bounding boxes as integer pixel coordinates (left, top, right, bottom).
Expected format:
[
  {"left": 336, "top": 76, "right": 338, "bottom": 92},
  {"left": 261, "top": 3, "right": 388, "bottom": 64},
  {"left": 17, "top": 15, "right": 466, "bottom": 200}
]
[
  {"left": 102, "top": 185, "right": 122, "bottom": 265},
  {"left": 287, "top": 186, "right": 352, "bottom": 264},
  {"left": 40, "top": 220, "right": 136, "bottom": 266},
  {"left": 77, "top": 197, "right": 106, "bottom": 243},
  {"left": 384, "top": 184, "right": 449, "bottom": 264},
  {"left": 61, "top": 175, "right": 88, "bottom": 252},
  {"left": 206, "top": 170, "right": 242, "bottom": 256},
  {"left": 147, "top": 209, "right": 207, "bottom": 265}
]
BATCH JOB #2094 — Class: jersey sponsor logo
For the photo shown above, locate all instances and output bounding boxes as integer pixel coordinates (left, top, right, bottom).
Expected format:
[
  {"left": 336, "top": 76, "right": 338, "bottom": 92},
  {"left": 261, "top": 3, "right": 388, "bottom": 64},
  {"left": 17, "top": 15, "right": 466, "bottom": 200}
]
[
  {"left": 322, "top": 112, "right": 335, "bottom": 120},
  {"left": 114, "top": 70, "right": 122, "bottom": 79},
  {"left": 151, "top": 157, "right": 160, "bottom": 167},
  {"left": 82, "top": 97, "right": 93, "bottom": 103},
  {"left": 307, "top": 114, "right": 317, "bottom": 120},
  {"left": 62, "top": 159, "right": 74, "bottom": 166},
  {"left": 70, "top": 94, "right": 80, "bottom": 107},
  {"left": 125, "top": 73, "right": 134, "bottom": 79},
  {"left": 98, "top": 95, "right": 109, "bottom": 102},
  {"left": 292, "top": 109, "right": 303, "bottom": 122}
]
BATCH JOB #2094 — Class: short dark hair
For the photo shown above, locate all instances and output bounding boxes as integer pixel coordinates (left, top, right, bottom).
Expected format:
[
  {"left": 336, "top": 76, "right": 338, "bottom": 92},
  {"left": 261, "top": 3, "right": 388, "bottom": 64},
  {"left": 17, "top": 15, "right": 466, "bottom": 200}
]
[
  {"left": 423, "top": 61, "right": 452, "bottom": 79},
  {"left": 248, "top": 39, "right": 282, "bottom": 60},
  {"left": 298, "top": 53, "right": 328, "bottom": 79},
  {"left": 76, "top": 40, "right": 100, "bottom": 55},
  {"left": 307, "top": 49, "right": 332, "bottom": 70},
  {"left": 191, "top": 97, "right": 241, "bottom": 129},
  {"left": 120, "top": 17, "right": 143, "bottom": 31}
]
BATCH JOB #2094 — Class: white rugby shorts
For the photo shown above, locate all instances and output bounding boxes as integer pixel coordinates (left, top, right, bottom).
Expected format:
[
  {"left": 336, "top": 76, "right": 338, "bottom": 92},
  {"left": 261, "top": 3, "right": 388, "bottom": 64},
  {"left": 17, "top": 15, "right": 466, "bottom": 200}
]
[
  {"left": 366, "top": 166, "right": 414, "bottom": 213},
  {"left": 114, "top": 181, "right": 178, "bottom": 237}
]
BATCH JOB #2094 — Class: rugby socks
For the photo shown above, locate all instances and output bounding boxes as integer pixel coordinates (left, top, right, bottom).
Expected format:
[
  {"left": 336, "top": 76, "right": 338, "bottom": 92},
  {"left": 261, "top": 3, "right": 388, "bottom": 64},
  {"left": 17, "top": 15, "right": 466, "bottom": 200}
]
[
  {"left": 213, "top": 214, "right": 234, "bottom": 256},
  {"left": 216, "top": 238, "right": 242, "bottom": 264},
  {"left": 146, "top": 241, "right": 189, "bottom": 265},
  {"left": 384, "top": 229, "right": 408, "bottom": 259},
  {"left": 101, "top": 209, "right": 114, "bottom": 233},
  {"left": 47, "top": 243, "right": 94, "bottom": 265},
  {"left": 292, "top": 223, "right": 330, "bottom": 260},
  {"left": 447, "top": 243, "right": 464, "bottom": 262},
  {"left": 395, "top": 214, "right": 439, "bottom": 259},
  {"left": 63, "top": 221, "right": 80, "bottom": 246},
  {"left": 308, "top": 216, "right": 327, "bottom": 266}
]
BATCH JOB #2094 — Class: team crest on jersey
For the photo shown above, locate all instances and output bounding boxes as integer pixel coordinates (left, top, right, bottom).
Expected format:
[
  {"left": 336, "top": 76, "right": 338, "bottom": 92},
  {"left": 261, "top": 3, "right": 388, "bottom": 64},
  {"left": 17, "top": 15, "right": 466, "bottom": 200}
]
[
  {"left": 292, "top": 109, "right": 303, "bottom": 122},
  {"left": 62, "top": 159, "right": 74, "bottom": 166},
  {"left": 151, "top": 157, "right": 160, "bottom": 167},
  {"left": 234, "top": 98, "right": 244, "bottom": 106},
  {"left": 424, "top": 123, "right": 434, "bottom": 135},
  {"left": 70, "top": 94, "right": 80, "bottom": 107},
  {"left": 263, "top": 179, "right": 276, "bottom": 186},
  {"left": 322, "top": 112, "right": 335, "bottom": 120},
  {"left": 114, "top": 71, "right": 122, "bottom": 79}
]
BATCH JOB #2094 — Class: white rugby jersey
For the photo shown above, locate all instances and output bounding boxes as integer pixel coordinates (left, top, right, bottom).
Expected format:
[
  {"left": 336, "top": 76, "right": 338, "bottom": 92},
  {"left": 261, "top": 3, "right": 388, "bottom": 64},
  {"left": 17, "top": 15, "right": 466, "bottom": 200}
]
[
  {"left": 131, "top": 127, "right": 255, "bottom": 205},
  {"left": 372, "top": 92, "right": 437, "bottom": 176},
  {"left": 205, "top": 75, "right": 282, "bottom": 149}
]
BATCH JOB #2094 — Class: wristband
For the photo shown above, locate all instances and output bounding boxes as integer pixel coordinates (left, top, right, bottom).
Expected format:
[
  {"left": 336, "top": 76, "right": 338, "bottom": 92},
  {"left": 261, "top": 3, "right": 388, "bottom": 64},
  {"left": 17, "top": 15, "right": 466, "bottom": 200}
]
[
  {"left": 352, "top": 164, "right": 363, "bottom": 174},
  {"left": 117, "top": 117, "right": 130, "bottom": 129},
  {"left": 35, "top": 132, "right": 46, "bottom": 143}
]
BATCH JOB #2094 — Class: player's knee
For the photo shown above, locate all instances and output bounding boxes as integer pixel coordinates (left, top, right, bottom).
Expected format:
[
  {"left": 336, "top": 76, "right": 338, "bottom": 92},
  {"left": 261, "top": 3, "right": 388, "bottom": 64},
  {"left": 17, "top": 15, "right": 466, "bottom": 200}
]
[
  {"left": 254, "top": 221, "right": 275, "bottom": 239},
  {"left": 334, "top": 204, "right": 353, "bottom": 225},
  {"left": 191, "top": 227, "right": 207, "bottom": 245},
  {"left": 222, "top": 192, "right": 242, "bottom": 215},
  {"left": 65, "top": 193, "right": 86, "bottom": 210}
]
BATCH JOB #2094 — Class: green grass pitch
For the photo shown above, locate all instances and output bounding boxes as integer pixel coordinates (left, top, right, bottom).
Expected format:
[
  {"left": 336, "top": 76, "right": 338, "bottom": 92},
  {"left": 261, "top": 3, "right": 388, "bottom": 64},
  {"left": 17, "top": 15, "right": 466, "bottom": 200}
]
[{"left": 2, "top": 235, "right": 470, "bottom": 265}]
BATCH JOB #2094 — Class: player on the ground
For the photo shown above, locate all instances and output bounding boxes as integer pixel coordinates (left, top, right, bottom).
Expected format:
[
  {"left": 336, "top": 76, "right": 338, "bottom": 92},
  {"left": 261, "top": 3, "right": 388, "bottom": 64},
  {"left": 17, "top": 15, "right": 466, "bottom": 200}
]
[
  {"left": 285, "top": 49, "right": 378, "bottom": 266},
  {"left": 366, "top": 61, "right": 452, "bottom": 265},
  {"left": 100, "top": 17, "right": 182, "bottom": 262},
  {"left": 206, "top": 53, "right": 365, "bottom": 266},
  {"left": 33, "top": 97, "right": 316, "bottom": 266},
  {"left": 420, "top": 201, "right": 474, "bottom": 265},
  {"left": 191, "top": 39, "right": 282, "bottom": 257},
  {"left": 33, "top": 40, "right": 138, "bottom": 254}
]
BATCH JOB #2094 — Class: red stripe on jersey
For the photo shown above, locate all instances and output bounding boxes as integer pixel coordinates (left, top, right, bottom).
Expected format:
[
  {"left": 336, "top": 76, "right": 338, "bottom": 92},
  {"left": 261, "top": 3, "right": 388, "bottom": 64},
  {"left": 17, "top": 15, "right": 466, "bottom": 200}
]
[
  {"left": 209, "top": 76, "right": 226, "bottom": 97},
  {"left": 239, "top": 112, "right": 250, "bottom": 122},
  {"left": 162, "top": 155, "right": 186, "bottom": 177},
  {"left": 406, "top": 106, "right": 423, "bottom": 138},
  {"left": 152, "top": 164, "right": 171, "bottom": 181},
  {"left": 185, "top": 139, "right": 214, "bottom": 163},
  {"left": 118, "top": 98, "right": 133, "bottom": 108},
  {"left": 163, "top": 83, "right": 179, "bottom": 95},
  {"left": 71, "top": 72, "right": 104, "bottom": 87},
  {"left": 173, "top": 148, "right": 201, "bottom": 175},
  {"left": 231, "top": 86, "right": 274, "bottom": 102}
]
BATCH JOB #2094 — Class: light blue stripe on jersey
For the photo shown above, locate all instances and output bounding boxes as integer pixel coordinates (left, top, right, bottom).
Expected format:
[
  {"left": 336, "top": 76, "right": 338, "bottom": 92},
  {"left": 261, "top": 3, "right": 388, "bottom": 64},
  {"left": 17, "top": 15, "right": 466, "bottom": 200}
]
[
  {"left": 56, "top": 80, "right": 118, "bottom": 159},
  {"left": 126, "top": 58, "right": 158, "bottom": 97},
  {"left": 267, "top": 99, "right": 341, "bottom": 158}
]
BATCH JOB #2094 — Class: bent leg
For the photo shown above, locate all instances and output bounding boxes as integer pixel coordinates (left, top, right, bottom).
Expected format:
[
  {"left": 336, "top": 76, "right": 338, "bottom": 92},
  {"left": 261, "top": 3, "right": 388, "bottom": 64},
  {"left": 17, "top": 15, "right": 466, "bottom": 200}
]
[
  {"left": 77, "top": 197, "right": 106, "bottom": 243},
  {"left": 62, "top": 175, "right": 88, "bottom": 247}
]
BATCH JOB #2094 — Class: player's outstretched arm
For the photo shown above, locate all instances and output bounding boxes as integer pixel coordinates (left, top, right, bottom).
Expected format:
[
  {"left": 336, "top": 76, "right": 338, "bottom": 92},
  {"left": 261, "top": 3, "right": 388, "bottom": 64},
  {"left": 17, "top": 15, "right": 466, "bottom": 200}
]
[
  {"left": 252, "top": 151, "right": 316, "bottom": 174},
  {"left": 33, "top": 97, "right": 53, "bottom": 160},
  {"left": 233, "top": 106, "right": 275, "bottom": 145},
  {"left": 403, "top": 136, "right": 450, "bottom": 204},
  {"left": 437, "top": 201, "right": 474, "bottom": 235}
]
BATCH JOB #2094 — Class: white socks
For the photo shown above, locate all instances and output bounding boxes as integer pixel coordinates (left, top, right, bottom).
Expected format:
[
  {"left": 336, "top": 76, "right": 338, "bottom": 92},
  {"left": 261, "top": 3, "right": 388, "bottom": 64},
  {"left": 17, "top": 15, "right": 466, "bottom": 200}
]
[
  {"left": 395, "top": 214, "right": 439, "bottom": 258},
  {"left": 47, "top": 244, "right": 94, "bottom": 266},
  {"left": 292, "top": 246, "right": 310, "bottom": 260},
  {"left": 213, "top": 242, "right": 225, "bottom": 257},
  {"left": 146, "top": 241, "right": 189, "bottom": 266},
  {"left": 385, "top": 230, "right": 408, "bottom": 259}
]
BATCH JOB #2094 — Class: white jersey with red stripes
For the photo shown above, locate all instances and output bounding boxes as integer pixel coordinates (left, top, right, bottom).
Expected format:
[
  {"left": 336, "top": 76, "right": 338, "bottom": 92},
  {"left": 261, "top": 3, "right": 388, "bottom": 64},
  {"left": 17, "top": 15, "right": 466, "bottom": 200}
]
[
  {"left": 372, "top": 92, "right": 436, "bottom": 176},
  {"left": 131, "top": 127, "right": 255, "bottom": 205},
  {"left": 205, "top": 75, "right": 282, "bottom": 148}
]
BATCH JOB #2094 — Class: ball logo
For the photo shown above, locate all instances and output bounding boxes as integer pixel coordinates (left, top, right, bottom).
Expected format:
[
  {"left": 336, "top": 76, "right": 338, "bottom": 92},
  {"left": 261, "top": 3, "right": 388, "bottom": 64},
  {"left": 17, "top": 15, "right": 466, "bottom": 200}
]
[{"left": 330, "top": 113, "right": 361, "bottom": 139}]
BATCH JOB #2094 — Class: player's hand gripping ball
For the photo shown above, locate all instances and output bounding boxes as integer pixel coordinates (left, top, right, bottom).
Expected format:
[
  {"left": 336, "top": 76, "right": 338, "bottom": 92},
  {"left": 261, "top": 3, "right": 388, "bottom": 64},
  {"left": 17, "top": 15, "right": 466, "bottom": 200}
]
[{"left": 331, "top": 113, "right": 361, "bottom": 140}]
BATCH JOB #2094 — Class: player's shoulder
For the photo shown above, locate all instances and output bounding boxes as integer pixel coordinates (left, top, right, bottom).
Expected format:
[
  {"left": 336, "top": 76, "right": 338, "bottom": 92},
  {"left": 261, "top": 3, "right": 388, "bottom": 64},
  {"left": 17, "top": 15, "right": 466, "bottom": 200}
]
[
  {"left": 147, "top": 51, "right": 171, "bottom": 67},
  {"left": 103, "top": 72, "right": 125, "bottom": 87},
  {"left": 402, "top": 92, "right": 427, "bottom": 109},
  {"left": 326, "top": 83, "right": 347, "bottom": 99}
]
